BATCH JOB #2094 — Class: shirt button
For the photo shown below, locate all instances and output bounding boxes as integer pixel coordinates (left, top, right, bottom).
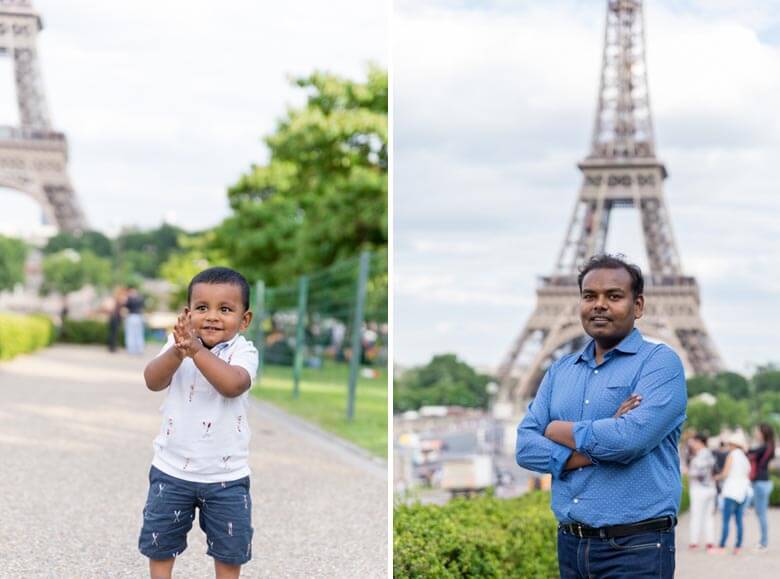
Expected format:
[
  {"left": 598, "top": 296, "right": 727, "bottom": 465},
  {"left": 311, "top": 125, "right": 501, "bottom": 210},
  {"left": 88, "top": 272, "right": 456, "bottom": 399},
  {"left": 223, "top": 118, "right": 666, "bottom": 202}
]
[
  {"left": 578, "top": 468, "right": 583, "bottom": 472},
  {"left": 594, "top": 369, "right": 599, "bottom": 374},
  {"left": 585, "top": 400, "right": 590, "bottom": 404},
  {"left": 574, "top": 498, "right": 579, "bottom": 503}
]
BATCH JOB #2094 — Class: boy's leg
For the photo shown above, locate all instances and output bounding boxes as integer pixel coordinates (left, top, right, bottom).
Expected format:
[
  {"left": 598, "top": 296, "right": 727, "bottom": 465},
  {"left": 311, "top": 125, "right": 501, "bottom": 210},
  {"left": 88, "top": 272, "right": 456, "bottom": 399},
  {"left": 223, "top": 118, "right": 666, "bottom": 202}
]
[
  {"left": 214, "top": 560, "right": 241, "bottom": 579},
  {"left": 149, "top": 557, "right": 175, "bottom": 579},
  {"left": 198, "top": 476, "right": 253, "bottom": 569}
]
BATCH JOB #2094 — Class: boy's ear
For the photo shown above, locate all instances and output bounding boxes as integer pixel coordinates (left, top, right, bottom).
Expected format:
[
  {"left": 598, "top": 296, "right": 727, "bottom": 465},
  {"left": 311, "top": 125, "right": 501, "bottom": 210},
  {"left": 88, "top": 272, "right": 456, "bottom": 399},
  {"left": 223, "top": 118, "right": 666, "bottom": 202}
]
[{"left": 240, "top": 310, "right": 253, "bottom": 331}]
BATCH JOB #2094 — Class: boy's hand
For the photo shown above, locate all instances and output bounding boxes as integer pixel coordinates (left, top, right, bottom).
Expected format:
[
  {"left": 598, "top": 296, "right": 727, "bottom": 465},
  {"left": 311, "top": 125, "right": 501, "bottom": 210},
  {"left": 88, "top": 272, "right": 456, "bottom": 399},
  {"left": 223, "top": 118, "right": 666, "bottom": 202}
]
[{"left": 173, "top": 310, "right": 205, "bottom": 358}]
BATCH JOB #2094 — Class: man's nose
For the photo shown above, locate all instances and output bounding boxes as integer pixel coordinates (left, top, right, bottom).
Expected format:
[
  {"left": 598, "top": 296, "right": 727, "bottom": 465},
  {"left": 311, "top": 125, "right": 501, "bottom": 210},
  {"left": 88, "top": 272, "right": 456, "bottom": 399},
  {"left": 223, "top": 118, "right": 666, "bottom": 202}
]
[{"left": 594, "top": 296, "right": 608, "bottom": 309}]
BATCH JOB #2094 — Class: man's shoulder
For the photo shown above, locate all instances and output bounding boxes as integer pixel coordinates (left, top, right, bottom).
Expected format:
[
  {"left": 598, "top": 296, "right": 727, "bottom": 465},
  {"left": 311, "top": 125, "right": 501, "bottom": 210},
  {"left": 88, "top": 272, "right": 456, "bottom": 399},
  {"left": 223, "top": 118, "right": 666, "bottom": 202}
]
[{"left": 637, "top": 338, "right": 684, "bottom": 368}]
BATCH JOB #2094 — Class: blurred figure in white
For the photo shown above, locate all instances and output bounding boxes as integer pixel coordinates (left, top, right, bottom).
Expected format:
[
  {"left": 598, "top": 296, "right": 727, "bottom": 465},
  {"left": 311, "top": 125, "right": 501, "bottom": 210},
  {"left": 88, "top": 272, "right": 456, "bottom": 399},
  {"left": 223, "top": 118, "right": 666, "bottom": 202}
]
[
  {"left": 687, "top": 432, "right": 716, "bottom": 550},
  {"left": 711, "top": 431, "right": 752, "bottom": 555},
  {"left": 124, "top": 286, "right": 145, "bottom": 355}
]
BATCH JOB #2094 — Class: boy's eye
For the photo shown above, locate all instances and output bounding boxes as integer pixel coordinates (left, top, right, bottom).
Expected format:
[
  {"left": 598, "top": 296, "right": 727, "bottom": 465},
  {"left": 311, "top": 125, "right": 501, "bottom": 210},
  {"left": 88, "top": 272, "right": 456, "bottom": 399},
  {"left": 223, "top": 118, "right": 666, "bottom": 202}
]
[
  {"left": 196, "top": 306, "right": 207, "bottom": 311},
  {"left": 221, "top": 307, "right": 232, "bottom": 313}
]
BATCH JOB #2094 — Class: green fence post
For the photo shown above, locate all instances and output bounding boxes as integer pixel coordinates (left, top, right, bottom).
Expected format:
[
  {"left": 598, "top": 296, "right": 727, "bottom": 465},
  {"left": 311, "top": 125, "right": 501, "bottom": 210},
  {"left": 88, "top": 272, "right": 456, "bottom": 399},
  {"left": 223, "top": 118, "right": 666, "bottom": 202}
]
[
  {"left": 347, "top": 251, "right": 371, "bottom": 421},
  {"left": 292, "top": 275, "right": 308, "bottom": 399},
  {"left": 254, "top": 280, "right": 265, "bottom": 382}
]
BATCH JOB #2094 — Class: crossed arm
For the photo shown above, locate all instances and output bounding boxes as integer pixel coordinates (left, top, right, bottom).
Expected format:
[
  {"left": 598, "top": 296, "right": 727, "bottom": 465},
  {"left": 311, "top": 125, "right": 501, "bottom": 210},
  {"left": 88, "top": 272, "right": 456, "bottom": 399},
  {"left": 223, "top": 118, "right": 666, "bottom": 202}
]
[{"left": 515, "top": 347, "right": 687, "bottom": 478}]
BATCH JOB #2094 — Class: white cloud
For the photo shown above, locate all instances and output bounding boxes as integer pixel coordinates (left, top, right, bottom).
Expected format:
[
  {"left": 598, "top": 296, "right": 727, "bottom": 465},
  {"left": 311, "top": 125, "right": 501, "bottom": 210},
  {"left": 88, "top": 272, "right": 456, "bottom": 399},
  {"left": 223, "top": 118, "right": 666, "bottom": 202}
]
[
  {"left": 2, "top": 0, "right": 387, "bottom": 233},
  {"left": 394, "top": 1, "right": 780, "bottom": 373}
]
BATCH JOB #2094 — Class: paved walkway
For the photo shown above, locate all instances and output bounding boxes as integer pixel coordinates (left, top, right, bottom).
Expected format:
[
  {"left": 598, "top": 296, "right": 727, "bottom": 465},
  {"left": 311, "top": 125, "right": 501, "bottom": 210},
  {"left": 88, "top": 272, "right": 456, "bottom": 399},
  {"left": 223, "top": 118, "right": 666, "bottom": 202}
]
[
  {"left": 0, "top": 344, "right": 387, "bottom": 578},
  {"left": 676, "top": 505, "right": 780, "bottom": 578}
]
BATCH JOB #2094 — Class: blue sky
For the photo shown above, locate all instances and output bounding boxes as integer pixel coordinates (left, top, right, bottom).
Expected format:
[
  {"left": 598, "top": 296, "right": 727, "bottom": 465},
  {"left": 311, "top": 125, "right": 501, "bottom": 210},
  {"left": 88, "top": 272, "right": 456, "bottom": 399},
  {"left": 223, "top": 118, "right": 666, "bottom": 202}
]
[
  {"left": 1, "top": 0, "right": 387, "bottom": 236},
  {"left": 394, "top": 0, "right": 780, "bottom": 375}
]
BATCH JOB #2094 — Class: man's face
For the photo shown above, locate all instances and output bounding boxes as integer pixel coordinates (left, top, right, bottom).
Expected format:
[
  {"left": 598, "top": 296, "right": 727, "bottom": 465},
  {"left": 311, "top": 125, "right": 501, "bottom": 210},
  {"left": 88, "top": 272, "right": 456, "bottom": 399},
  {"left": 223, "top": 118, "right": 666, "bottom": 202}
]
[
  {"left": 187, "top": 282, "right": 252, "bottom": 348},
  {"left": 579, "top": 267, "right": 643, "bottom": 344}
]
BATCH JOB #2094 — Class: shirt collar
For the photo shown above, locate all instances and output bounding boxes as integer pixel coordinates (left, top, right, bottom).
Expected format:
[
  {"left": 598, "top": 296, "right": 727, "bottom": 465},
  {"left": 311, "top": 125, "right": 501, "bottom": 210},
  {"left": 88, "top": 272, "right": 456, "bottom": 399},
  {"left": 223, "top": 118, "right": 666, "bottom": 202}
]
[
  {"left": 210, "top": 333, "right": 241, "bottom": 355},
  {"left": 575, "top": 327, "right": 642, "bottom": 363}
]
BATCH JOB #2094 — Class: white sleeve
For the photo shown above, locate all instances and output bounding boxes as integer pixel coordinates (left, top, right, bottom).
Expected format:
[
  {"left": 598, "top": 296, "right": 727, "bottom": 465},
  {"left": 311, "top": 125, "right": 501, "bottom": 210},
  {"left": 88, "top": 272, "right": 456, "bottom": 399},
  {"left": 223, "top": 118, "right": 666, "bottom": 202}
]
[
  {"left": 229, "top": 337, "right": 260, "bottom": 385},
  {"left": 155, "top": 333, "right": 176, "bottom": 358}
]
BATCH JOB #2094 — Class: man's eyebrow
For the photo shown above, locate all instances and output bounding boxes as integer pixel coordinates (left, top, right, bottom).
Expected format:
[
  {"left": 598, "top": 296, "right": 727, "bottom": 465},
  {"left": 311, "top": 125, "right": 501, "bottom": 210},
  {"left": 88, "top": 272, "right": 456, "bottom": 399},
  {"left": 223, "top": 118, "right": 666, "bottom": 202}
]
[{"left": 582, "top": 287, "right": 626, "bottom": 293}]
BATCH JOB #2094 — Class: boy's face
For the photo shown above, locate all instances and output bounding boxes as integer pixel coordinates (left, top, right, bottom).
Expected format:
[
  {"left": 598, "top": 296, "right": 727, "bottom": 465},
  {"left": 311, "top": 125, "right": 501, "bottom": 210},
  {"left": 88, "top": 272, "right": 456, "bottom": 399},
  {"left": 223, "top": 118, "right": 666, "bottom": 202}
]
[{"left": 187, "top": 282, "right": 252, "bottom": 348}]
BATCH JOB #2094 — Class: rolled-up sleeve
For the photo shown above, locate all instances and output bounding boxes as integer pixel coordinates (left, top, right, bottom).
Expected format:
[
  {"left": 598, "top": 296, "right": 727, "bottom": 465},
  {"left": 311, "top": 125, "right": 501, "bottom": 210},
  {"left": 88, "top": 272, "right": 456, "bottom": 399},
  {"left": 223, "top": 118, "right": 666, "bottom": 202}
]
[
  {"left": 516, "top": 365, "right": 574, "bottom": 479},
  {"left": 573, "top": 346, "right": 687, "bottom": 464}
]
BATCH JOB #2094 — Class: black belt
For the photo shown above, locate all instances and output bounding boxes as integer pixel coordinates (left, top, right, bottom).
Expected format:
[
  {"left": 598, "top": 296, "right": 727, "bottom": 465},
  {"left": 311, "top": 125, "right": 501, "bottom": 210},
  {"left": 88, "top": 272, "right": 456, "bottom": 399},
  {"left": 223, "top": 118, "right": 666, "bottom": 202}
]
[{"left": 559, "top": 515, "right": 677, "bottom": 539}]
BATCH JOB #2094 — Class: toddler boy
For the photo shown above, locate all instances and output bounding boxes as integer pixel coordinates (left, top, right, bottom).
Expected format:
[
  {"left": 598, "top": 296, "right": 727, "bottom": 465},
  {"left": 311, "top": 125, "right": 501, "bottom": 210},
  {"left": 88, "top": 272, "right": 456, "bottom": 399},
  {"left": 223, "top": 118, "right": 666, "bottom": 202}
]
[{"left": 138, "top": 267, "right": 259, "bottom": 579}]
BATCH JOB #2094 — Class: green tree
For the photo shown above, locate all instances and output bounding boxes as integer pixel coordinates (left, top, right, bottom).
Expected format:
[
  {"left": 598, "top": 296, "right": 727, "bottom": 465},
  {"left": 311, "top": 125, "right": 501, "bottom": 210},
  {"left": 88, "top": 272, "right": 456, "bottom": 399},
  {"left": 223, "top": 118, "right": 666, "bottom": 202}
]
[
  {"left": 116, "top": 223, "right": 187, "bottom": 279},
  {"left": 0, "top": 235, "right": 27, "bottom": 291},
  {"left": 43, "top": 230, "right": 114, "bottom": 258},
  {"left": 394, "top": 354, "right": 491, "bottom": 412},
  {"left": 214, "top": 65, "right": 387, "bottom": 285},
  {"left": 41, "top": 250, "right": 112, "bottom": 319},
  {"left": 753, "top": 368, "right": 780, "bottom": 394},
  {"left": 159, "top": 231, "right": 229, "bottom": 309},
  {"left": 685, "top": 394, "right": 751, "bottom": 435}
]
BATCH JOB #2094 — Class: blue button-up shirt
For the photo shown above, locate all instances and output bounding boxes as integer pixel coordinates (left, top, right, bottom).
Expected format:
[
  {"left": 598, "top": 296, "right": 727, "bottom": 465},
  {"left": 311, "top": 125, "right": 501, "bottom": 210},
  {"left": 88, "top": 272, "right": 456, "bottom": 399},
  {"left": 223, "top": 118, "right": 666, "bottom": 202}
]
[{"left": 515, "top": 328, "right": 687, "bottom": 527}]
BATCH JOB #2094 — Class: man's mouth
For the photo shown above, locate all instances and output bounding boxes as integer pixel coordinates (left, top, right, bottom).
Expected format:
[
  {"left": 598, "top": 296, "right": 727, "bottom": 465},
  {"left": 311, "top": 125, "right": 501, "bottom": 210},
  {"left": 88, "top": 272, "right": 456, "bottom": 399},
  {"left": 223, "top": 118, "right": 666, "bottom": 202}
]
[{"left": 590, "top": 316, "right": 611, "bottom": 323}]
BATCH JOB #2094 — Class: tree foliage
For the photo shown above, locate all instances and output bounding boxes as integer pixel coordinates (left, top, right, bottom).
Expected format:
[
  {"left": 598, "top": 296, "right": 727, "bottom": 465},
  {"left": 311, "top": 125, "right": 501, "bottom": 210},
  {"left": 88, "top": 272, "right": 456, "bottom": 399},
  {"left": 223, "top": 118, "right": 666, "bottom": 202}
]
[
  {"left": 43, "top": 230, "right": 114, "bottom": 258},
  {"left": 214, "top": 65, "right": 387, "bottom": 285},
  {"left": 686, "top": 394, "right": 751, "bottom": 435},
  {"left": 116, "top": 223, "right": 188, "bottom": 279},
  {"left": 40, "top": 250, "right": 112, "bottom": 297},
  {"left": 0, "top": 234, "right": 27, "bottom": 291},
  {"left": 394, "top": 354, "right": 491, "bottom": 412},
  {"left": 159, "top": 231, "right": 229, "bottom": 309}
]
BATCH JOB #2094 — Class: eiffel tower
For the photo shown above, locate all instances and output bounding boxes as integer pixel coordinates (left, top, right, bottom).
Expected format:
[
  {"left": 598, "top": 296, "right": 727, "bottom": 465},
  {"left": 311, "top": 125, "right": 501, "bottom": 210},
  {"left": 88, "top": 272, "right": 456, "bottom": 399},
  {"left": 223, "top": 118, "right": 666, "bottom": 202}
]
[
  {"left": 0, "top": 0, "right": 85, "bottom": 232},
  {"left": 496, "top": 0, "right": 722, "bottom": 413}
]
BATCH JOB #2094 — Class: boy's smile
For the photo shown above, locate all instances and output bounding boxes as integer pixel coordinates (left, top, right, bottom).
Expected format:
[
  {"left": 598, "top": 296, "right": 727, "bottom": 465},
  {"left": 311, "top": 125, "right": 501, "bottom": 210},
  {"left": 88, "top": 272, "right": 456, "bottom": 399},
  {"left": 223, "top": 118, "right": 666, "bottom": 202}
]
[{"left": 188, "top": 282, "right": 252, "bottom": 348}]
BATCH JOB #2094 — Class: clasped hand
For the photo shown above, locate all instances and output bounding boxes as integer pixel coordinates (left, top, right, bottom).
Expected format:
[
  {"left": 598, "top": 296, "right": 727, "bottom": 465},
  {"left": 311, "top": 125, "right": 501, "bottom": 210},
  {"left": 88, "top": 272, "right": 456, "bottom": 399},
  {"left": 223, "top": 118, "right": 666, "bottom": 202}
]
[{"left": 173, "top": 310, "right": 204, "bottom": 358}]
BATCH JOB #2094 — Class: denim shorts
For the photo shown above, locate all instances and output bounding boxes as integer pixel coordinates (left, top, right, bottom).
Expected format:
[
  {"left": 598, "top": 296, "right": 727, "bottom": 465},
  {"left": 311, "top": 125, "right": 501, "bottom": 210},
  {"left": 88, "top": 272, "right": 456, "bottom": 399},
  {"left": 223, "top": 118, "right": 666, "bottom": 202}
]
[{"left": 138, "top": 466, "right": 253, "bottom": 565}]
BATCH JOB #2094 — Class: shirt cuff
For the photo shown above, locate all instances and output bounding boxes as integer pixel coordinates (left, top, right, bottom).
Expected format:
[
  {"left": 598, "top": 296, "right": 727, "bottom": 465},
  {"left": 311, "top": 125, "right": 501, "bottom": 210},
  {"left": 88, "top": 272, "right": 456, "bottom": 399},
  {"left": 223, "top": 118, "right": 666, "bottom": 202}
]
[
  {"left": 549, "top": 443, "right": 574, "bottom": 480},
  {"left": 573, "top": 420, "right": 594, "bottom": 455}
]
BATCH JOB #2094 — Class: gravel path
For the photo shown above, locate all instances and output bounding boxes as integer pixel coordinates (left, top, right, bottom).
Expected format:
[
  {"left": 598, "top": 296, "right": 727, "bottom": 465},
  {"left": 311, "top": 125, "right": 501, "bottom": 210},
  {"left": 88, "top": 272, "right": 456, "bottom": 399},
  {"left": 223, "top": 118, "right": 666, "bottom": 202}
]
[
  {"left": 0, "top": 344, "right": 387, "bottom": 578},
  {"left": 676, "top": 503, "right": 779, "bottom": 577}
]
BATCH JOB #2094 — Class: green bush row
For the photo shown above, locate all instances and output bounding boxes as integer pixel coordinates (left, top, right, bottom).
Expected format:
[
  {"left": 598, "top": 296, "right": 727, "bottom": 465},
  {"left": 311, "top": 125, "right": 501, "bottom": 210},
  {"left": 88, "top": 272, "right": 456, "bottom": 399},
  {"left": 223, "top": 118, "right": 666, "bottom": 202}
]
[
  {"left": 57, "top": 318, "right": 123, "bottom": 345},
  {"left": 0, "top": 312, "right": 55, "bottom": 360},
  {"left": 394, "top": 491, "right": 558, "bottom": 579}
]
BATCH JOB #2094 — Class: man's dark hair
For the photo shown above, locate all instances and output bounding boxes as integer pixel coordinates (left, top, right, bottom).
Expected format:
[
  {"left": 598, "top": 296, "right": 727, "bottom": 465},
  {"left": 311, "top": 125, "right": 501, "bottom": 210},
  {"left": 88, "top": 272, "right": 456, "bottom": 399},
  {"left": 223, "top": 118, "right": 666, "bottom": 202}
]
[
  {"left": 187, "top": 267, "right": 251, "bottom": 311},
  {"left": 577, "top": 254, "right": 644, "bottom": 299}
]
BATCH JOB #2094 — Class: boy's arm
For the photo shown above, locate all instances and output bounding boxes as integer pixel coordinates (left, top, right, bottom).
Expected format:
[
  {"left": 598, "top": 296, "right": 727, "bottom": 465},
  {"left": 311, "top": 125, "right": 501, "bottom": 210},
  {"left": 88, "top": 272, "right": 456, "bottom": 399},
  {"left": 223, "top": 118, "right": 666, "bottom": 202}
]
[
  {"left": 191, "top": 345, "right": 251, "bottom": 398},
  {"left": 144, "top": 345, "right": 184, "bottom": 391}
]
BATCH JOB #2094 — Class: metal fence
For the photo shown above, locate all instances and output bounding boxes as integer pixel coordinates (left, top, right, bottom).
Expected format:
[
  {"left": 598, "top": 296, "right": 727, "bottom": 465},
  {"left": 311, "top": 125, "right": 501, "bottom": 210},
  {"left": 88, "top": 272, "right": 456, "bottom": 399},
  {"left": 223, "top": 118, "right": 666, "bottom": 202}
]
[{"left": 250, "top": 249, "right": 387, "bottom": 419}]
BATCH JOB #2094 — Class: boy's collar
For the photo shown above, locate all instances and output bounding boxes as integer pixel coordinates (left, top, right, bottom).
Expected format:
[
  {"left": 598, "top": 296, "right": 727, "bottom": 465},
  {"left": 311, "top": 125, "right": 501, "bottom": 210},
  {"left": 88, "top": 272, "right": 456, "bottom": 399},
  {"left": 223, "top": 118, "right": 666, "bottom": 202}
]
[{"left": 208, "top": 333, "right": 241, "bottom": 353}]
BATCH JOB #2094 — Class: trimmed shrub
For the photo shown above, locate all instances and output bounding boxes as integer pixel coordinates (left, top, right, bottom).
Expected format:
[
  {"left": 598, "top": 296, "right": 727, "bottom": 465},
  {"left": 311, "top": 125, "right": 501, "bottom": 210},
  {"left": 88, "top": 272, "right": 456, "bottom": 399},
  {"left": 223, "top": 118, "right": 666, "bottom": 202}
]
[
  {"left": 0, "top": 312, "right": 55, "bottom": 360},
  {"left": 394, "top": 491, "right": 558, "bottom": 578},
  {"left": 58, "top": 318, "right": 113, "bottom": 345},
  {"left": 770, "top": 475, "right": 780, "bottom": 507},
  {"left": 680, "top": 474, "right": 690, "bottom": 514}
]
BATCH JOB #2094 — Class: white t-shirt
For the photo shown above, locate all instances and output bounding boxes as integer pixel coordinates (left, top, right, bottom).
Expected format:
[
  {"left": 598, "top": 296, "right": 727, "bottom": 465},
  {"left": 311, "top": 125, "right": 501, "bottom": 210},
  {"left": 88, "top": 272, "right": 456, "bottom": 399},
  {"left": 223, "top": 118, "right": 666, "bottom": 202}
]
[
  {"left": 721, "top": 448, "right": 751, "bottom": 503},
  {"left": 151, "top": 333, "right": 259, "bottom": 483}
]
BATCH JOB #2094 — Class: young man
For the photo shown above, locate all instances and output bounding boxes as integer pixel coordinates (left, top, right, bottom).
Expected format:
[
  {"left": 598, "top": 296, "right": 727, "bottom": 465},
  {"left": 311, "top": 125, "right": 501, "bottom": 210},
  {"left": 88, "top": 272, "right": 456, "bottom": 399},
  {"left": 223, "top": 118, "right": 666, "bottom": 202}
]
[
  {"left": 139, "top": 267, "right": 259, "bottom": 579},
  {"left": 515, "top": 254, "right": 687, "bottom": 578}
]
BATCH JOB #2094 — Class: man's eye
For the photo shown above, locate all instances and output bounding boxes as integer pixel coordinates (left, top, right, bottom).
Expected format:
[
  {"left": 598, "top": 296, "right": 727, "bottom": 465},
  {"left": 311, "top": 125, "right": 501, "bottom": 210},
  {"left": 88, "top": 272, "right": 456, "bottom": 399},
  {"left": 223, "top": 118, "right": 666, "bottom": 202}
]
[{"left": 609, "top": 295, "right": 621, "bottom": 300}]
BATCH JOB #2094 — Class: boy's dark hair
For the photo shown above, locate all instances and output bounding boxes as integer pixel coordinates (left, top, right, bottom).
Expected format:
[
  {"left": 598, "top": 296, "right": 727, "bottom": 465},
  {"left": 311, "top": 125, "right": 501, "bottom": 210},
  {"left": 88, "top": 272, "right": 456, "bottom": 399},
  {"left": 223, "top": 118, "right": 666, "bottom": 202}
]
[
  {"left": 187, "top": 267, "right": 251, "bottom": 311},
  {"left": 577, "top": 254, "right": 644, "bottom": 299}
]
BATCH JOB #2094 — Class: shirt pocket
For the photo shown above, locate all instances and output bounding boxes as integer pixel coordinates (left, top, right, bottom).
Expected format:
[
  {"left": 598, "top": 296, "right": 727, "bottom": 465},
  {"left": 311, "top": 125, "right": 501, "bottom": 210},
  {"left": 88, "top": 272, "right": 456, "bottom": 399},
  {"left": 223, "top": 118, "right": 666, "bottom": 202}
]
[{"left": 599, "top": 383, "right": 635, "bottom": 419}]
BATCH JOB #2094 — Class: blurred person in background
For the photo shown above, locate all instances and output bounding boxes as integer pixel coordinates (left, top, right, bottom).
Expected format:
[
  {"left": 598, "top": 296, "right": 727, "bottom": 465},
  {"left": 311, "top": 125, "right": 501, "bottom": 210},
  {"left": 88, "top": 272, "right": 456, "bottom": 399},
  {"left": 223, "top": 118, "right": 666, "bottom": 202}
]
[
  {"left": 748, "top": 423, "right": 776, "bottom": 552},
  {"left": 712, "top": 431, "right": 752, "bottom": 555},
  {"left": 124, "top": 286, "right": 145, "bottom": 355},
  {"left": 106, "top": 286, "right": 127, "bottom": 353},
  {"left": 686, "top": 433, "right": 716, "bottom": 550}
]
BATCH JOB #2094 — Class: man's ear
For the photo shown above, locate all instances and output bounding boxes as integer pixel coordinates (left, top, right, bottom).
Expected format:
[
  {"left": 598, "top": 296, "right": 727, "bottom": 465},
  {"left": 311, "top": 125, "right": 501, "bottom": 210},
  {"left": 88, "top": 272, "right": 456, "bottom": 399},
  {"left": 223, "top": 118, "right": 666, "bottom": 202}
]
[{"left": 634, "top": 295, "right": 645, "bottom": 320}]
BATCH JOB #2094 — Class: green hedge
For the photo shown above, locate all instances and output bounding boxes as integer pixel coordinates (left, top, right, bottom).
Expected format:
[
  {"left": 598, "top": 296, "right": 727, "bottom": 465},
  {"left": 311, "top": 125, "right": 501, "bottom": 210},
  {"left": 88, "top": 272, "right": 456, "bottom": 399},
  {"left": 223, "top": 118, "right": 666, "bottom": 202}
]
[
  {"left": 0, "top": 312, "right": 55, "bottom": 360},
  {"left": 57, "top": 318, "right": 123, "bottom": 345},
  {"left": 394, "top": 491, "right": 558, "bottom": 578},
  {"left": 770, "top": 475, "right": 780, "bottom": 507}
]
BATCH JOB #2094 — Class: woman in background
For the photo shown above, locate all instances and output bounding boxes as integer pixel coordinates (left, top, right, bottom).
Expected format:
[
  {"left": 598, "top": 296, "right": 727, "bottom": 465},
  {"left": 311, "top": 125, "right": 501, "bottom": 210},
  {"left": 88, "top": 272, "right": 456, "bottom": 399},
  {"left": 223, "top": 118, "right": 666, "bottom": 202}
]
[
  {"left": 687, "top": 433, "right": 716, "bottom": 550},
  {"left": 748, "top": 423, "right": 776, "bottom": 552},
  {"left": 712, "top": 431, "right": 751, "bottom": 555}
]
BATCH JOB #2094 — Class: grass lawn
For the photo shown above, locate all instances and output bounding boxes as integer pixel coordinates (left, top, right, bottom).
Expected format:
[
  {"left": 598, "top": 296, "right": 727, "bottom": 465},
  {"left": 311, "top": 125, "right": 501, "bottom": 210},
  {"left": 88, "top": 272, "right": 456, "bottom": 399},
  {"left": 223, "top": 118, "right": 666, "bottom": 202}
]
[{"left": 251, "top": 362, "right": 388, "bottom": 458}]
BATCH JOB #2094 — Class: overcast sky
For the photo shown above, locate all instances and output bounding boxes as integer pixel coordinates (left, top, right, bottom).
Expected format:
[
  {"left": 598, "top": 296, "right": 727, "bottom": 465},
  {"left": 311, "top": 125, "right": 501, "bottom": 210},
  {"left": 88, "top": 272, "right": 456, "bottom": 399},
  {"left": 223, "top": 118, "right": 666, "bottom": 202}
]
[
  {"left": 1, "top": 0, "right": 387, "bottom": 236},
  {"left": 394, "top": 0, "right": 780, "bottom": 376}
]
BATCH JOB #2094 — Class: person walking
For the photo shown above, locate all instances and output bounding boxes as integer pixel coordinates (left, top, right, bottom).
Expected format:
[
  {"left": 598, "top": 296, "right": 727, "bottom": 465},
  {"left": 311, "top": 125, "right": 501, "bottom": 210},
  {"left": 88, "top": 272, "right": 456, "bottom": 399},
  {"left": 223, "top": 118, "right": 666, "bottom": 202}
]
[
  {"left": 124, "top": 286, "right": 146, "bottom": 355},
  {"left": 712, "top": 431, "right": 752, "bottom": 555},
  {"left": 107, "top": 286, "right": 126, "bottom": 353},
  {"left": 748, "top": 423, "right": 776, "bottom": 552},
  {"left": 687, "top": 433, "right": 717, "bottom": 550}
]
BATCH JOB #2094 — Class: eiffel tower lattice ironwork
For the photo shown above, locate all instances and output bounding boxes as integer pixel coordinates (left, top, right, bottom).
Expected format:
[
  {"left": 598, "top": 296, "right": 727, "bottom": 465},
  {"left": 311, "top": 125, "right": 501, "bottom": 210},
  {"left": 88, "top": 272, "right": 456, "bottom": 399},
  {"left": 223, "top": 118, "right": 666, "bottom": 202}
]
[
  {"left": 0, "top": 0, "right": 85, "bottom": 232},
  {"left": 496, "top": 0, "right": 722, "bottom": 411}
]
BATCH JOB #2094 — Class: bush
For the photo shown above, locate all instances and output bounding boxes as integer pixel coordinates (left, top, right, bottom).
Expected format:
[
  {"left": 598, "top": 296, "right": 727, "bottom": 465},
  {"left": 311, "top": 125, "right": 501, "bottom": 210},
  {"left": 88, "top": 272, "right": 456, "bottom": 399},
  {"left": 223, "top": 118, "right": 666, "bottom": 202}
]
[
  {"left": 771, "top": 475, "right": 780, "bottom": 507},
  {"left": 680, "top": 474, "right": 690, "bottom": 514},
  {"left": 58, "top": 318, "right": 122, "bottom": 345},
  {"left": 0, "top": 312, "right": 55, "bottom": 360},
  {"left": 394, "top": 491, "right": 558, "bottom": 578}
]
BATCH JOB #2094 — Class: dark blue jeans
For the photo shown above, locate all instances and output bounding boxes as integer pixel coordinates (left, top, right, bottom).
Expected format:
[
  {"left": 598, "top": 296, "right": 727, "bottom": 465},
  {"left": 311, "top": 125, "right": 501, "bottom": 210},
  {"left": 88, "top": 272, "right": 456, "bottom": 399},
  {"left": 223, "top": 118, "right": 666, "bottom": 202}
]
[
  {"left": 557, "top": 528, "right": 676, "bottom": 578},
  {"left": 719, "top": 497, "right": 745, "bottom": 548}
]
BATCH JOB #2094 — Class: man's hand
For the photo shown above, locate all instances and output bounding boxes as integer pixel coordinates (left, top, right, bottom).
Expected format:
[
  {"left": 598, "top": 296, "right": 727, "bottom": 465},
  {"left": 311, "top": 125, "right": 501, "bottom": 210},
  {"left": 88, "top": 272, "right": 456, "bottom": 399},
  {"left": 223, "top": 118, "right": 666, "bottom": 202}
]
[
  {"left": 173, "top": 310, "right": 204, "bottom": 359},
  {"left": 614, "top": 393, "right": 642, "bottom": 418}
]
